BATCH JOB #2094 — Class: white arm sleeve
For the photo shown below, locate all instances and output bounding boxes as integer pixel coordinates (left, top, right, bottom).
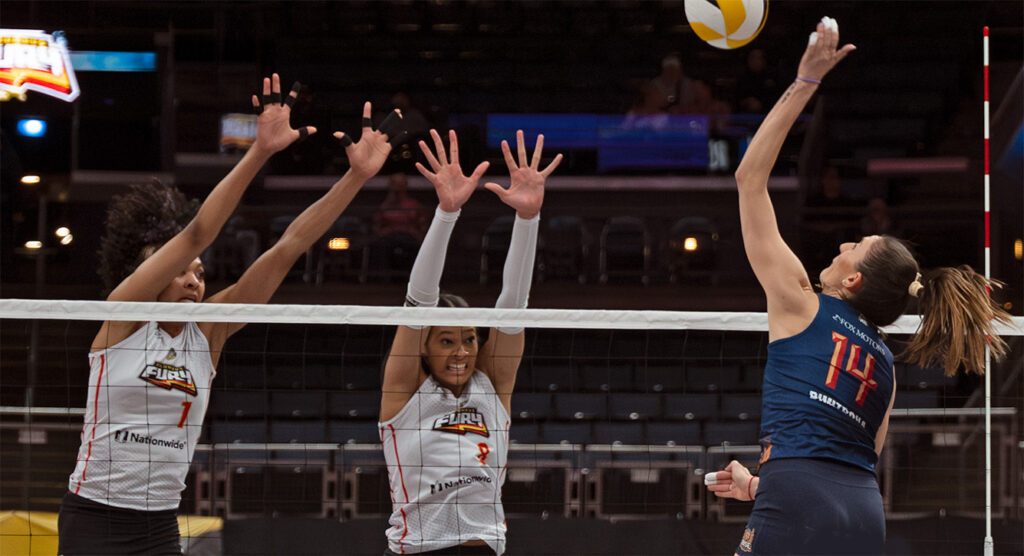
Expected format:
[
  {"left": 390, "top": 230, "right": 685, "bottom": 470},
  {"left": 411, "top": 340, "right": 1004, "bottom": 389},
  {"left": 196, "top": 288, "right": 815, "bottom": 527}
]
[
  {"left": 494, "top": 213, "right": 540, "bottom": 334},
  {"left": 405, "top": 206, "right": 460, "bottom": 311}
]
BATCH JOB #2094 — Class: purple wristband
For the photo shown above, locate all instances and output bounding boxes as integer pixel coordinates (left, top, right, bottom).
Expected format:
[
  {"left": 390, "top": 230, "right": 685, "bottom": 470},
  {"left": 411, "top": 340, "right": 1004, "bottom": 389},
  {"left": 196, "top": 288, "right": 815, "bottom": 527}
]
[{"left": 796, "top": 77, "right": 821, "bottom": 84}]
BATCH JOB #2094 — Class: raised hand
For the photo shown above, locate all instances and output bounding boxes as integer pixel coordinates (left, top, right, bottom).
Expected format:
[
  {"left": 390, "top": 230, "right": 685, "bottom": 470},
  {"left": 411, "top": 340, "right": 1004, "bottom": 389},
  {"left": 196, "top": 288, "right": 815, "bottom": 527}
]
[
  {"left": 334, "top": 102, "right": 399, "bottom": 180},
  {"left": 415, "top": 129, "right": 490, "bottom": 212},
  {"left": 705, "top": 460, "right": 755, "bottom": 502},
  {"left": 797, "top": 16, "right": 856, "bottom": 82},
  {"left": 485, "top": 130, "right": 562, "bottom": 219},
  {"left": 250, "top": 73, "right": 316, "bottom": 155}
]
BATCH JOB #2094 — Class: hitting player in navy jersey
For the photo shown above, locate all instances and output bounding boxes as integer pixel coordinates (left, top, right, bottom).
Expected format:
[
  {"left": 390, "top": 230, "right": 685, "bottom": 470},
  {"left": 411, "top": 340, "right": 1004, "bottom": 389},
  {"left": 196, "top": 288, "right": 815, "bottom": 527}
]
[{"left": 704, "top": 18, "right": 1011, "bottom": 556}]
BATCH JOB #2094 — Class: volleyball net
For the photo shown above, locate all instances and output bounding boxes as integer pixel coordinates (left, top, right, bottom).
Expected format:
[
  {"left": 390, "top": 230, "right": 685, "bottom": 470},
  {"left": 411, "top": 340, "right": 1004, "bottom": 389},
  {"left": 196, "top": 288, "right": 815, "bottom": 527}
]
[{"left": 1, "top": 299, "right": 1022, "bottom": 554}]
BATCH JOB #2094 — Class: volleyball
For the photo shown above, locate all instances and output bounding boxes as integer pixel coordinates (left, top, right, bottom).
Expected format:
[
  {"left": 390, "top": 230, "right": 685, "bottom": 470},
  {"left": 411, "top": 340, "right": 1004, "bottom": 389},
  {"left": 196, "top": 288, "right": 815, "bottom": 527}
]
[{"left": 684, "top": 0, "right": 768, "bottom": 50}]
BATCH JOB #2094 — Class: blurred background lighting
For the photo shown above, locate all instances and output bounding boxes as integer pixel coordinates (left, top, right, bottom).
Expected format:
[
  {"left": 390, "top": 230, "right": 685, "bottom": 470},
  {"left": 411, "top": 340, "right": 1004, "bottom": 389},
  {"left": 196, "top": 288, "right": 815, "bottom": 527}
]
[
  {"left": 21, "top": 175, "right": 41, "bottom": 185},
  {"left": 683, "top": 237, "right": 698, "bottom": 251},
  {"left": 24, "top": 241, "right": 43, "bottom": 250},
  {"left": 55, "top": 227, "right": 70, "bottom": 238},
  {"left": 327, "top": 237, "right": 350, "bottom": 250},
  {"left": 16, "top": 118, "right": 47, "bottom": 137}
]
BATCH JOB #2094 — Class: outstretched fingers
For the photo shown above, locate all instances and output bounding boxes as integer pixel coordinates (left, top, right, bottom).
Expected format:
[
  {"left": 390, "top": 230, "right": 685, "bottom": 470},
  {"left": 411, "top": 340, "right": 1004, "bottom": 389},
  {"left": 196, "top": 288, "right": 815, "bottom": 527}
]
[
  {"left": 448, "top": 129, "right": 460, "bottom": 167},
  {"left": 516, "top": 129, "right": 528, "bottom": 168},
  {"left": 418, "top": 141, "right": 442, "bottom": 172},
  {"left": 360, "top": 101, "right": 373, "bottom": 135},
  {"left": 469, "top": 161, "right": 490, "bottom": 181},
  {"left": 540, "top": 153, "right": 564, "bottom": 177},
  {"left": 429, "top": 129, "right": 448, "bottom": 165},
  {"left": 414, "top": 161, "right": 435, "bottom": 181},
  {"left": 530, "top": 134, "right": 545, "bottom": 169},
  {"left": 483, "top": 180, "right": 508, "bottom": 200},
  {"left": 334, "top": 131, "right": 353, "bottom": 148},
  {"left": 500, "top": 140, "right": 517, "bottom": 173},
  {"left": 836, "top": 43, "right": 857, "bottom": 63}
]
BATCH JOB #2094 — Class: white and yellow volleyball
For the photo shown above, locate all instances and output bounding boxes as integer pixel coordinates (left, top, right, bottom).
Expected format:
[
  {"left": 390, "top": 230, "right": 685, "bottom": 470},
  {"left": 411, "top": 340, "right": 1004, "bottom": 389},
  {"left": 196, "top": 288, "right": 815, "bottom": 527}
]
[{"left": 685, "top": 0, "right": 768, "bottom": 50}]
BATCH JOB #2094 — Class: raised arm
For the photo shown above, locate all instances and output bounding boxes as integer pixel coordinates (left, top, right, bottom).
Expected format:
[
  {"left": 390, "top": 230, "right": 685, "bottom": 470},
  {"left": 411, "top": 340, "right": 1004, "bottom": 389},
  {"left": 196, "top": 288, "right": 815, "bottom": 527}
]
[
  {"left": 380, "top": 129, "right": 489, "bottom": 422},
  {"left": 93, "top": 74, "right": 313, "bottom": 351},
  {"left": 736, "top": 18, "right": 855, "bottom": 339},
  {"left": 107, "top": 74, "right": 310, "bottom": 305},
  {"left": 478, "top": 130, "right": 562, "bottom": 412},
  {"left": 205, "top": 103, "right": 400, "bottom": 345}
]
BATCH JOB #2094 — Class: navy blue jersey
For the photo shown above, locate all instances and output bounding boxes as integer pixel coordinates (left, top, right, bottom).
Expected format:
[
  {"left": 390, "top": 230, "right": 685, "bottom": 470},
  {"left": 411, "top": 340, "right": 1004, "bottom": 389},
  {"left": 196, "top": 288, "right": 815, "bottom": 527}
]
[{"left": 759, "top": 294, "right": 895, "bottom": 472}]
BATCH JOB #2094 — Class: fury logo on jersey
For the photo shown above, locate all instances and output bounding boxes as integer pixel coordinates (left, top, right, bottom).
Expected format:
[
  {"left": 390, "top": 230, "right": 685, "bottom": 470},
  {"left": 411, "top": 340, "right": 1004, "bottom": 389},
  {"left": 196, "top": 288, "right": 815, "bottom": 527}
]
[
  {"left": 433, "top": 408, "right": 489, "bottom": 437},
  {"left": 139, "top": 362, "right": 197, "bottom": 396}
]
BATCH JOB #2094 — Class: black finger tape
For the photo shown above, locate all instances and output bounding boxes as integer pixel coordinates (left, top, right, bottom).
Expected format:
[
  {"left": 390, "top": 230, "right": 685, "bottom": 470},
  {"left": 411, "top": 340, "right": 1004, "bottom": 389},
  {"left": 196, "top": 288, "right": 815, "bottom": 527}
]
[
  {"left": 284, "top": 82, "right": 301, "bottom": 108},
  {"left": 377, "top": 110, "right": 402, "bottom": 134},
  {"left": 361, "top": 117, "right": 373, "bottom": 128},
  {"left": 269, "top": 92, "right": 282, "bottom": 104},
  {"left": 261, "top": 94, "right": 273, "bottom": 109},
  {"left": 337, "top": 134, "right": 353, "bottom": 147},
  {"left": 298, "top": 127, "right": 309, "bottom": 141}
]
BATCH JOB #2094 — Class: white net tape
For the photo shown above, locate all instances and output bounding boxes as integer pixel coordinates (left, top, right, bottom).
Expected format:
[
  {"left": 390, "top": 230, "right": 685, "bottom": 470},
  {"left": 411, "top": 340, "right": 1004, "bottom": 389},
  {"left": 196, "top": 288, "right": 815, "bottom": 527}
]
[{"left": 3, "top": 298, "right": 1022, "bottom": 334}]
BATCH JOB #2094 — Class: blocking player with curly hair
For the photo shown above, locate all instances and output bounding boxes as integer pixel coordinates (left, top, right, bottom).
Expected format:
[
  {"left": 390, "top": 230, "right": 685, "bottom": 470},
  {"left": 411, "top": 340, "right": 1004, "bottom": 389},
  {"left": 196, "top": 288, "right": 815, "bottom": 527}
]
[{"left": 58, "top": 74, "right": 403, "bottom": 555}]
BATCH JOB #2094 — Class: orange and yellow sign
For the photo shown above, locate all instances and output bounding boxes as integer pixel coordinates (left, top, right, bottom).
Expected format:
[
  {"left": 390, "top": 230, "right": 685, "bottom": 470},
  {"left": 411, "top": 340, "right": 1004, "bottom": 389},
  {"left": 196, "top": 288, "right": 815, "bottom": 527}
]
[{"left": 0, "top": 29, "right": 80, "bottom": 102}]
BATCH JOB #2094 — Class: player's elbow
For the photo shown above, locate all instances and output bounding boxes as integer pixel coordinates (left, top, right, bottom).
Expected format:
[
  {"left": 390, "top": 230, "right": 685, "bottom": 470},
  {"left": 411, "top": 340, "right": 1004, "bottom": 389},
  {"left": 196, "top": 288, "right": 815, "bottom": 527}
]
[{"left": 734, "top": 166, "right": 757, "bottom": 192}]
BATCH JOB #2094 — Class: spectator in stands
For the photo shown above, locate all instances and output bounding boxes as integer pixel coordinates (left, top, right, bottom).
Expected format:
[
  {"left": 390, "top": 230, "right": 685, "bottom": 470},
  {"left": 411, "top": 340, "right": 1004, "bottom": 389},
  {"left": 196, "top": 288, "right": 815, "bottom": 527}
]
[
  {"left": 373, "top": 172, "right": 428, "bottom": 239},
  {"left": 860, "top": 196, "right": 897, "bottom": 236},
  {"left": 806, "top": 164, "right": 856, "bottom": 207},
  {"left": 736, "top": 47, "right": 781, "bottom": 113},
  {"left": 627, "top": 81, "right": 669, "bottom": 116},
  {"left": 648, "top": 52, "right": 694, "bottom": 113},
  {"left": 379, "top": 129, "right": 561, "bottom": 555},
  {"left": 371, "top": 172, "right": 428, "bottom": 275},
  {"left": 678, "top": 77, "right": 731, "bottom": 116},
  {"left": 57, "top": 75, "right": 400, "bottom": 555},
  {"left": 705, "top": 18, "right": 1010, "bottom": 556}
]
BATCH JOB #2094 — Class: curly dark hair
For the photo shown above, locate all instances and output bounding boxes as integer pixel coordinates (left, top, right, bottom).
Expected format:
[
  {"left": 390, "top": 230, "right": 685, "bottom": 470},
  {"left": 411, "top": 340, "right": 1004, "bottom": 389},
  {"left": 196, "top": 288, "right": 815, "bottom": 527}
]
[{"left": 97, "top": 180, "right": 200, "bottom": 292}]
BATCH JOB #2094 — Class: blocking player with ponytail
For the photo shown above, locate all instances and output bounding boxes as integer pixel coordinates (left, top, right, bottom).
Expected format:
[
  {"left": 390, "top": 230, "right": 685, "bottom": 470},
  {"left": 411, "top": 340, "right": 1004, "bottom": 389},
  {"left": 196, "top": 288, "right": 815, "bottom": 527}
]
[
  {"left": 702, "top": 18, "right": 1010, "bottom": 556},
  {"left": 379, "top": 129, "right": 561, "bottom": 555},
  {"left": 59, "top": 74, "right": 402, "bottom": 555}
]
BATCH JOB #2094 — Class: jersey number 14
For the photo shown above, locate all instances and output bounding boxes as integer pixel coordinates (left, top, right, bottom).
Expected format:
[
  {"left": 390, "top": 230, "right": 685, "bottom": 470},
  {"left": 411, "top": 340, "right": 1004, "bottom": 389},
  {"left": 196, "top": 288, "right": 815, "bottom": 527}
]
[{"left": 826, "top": 332, "right": 878, "bottom": 406}]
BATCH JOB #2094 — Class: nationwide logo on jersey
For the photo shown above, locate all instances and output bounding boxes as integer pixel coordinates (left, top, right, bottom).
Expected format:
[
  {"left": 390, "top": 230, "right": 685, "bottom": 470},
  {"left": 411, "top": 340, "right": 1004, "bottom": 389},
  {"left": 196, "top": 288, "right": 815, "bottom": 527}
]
[
  {"left": 432, "top": 408, "right": 489, "bottom": 437},
  {"left": 112, "top": 428, "right": 185, "bottom": 450},
  {"left": 139, "top": 362, "right": 197, "bottom": 396}
]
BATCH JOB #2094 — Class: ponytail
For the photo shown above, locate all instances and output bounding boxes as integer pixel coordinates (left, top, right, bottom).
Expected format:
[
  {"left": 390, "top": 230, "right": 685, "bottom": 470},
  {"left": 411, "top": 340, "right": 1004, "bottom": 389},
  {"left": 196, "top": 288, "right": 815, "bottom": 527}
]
[{"left": 902, "top": 265, "right": 1012, "bottom": 376}]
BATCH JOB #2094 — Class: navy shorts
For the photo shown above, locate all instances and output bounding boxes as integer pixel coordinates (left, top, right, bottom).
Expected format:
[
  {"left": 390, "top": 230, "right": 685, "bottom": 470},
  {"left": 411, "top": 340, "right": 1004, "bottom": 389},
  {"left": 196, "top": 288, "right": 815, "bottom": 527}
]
[{"left": 736, "top": 458, "right": 884, "bottom": 555}]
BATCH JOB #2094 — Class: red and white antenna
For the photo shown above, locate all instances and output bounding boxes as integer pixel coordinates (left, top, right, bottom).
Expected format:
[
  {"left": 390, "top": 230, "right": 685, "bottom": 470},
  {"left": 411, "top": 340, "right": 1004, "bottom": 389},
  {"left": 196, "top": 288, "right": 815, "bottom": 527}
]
[{"left": 982, "top": 25, "right": 994, "bottom": 556}]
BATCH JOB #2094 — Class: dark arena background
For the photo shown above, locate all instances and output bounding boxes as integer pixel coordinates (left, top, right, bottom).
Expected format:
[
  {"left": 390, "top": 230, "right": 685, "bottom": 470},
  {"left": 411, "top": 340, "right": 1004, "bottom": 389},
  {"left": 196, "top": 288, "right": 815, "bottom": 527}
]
[{"left": 1, "top": 1, "right": 1022, "bottom": 555}]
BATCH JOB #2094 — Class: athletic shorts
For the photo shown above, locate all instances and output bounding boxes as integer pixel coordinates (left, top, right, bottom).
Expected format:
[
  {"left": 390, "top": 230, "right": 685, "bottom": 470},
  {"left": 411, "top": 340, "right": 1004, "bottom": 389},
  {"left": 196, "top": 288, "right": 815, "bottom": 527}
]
[
  {"left": 58, "top": 491, "right": 181, "bottom": 555},
  {"left": 736, "top": 458, "right": 884, "bottom": 555},
  {"left": 384, "top": 543, "right": 496, "bottom": 555}
]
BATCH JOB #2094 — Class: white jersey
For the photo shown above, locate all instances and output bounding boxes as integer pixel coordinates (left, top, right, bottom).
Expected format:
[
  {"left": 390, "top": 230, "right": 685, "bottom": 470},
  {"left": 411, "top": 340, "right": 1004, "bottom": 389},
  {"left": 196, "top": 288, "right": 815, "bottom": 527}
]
[
  {"left": 69, "top": 321, "right": 215, "bottom": 511},
  {"left": 380, "top": 371, "right": 510, "bottom": 555}
]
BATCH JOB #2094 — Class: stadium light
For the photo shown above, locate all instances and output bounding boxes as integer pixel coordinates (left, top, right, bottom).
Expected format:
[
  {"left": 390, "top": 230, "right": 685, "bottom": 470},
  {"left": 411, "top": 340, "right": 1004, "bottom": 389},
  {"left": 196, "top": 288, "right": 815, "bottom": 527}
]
[
  {"left": 327, "top": 237, "right": 350, "bottom": 250},
  {"left": 60, "top": 234, "right": 73, "bottom": 245},
  {"left": 24, "top": 240, "right": 42, "bottom": 250},
  {"left": 683, "top": 237, "right": 698, "bottom": 251},
  {"left": 21, "top": 175, "right": 41, "bottom": 185},
  {"left": 16, "top": 118, "right": 47, "bottom": 137},
  {"left": 55, "top": 227, "right": 70, "bottom": 238}
]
